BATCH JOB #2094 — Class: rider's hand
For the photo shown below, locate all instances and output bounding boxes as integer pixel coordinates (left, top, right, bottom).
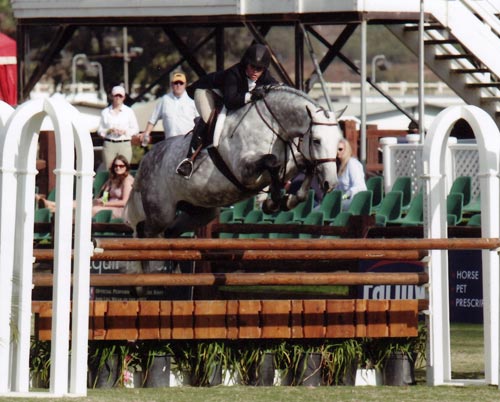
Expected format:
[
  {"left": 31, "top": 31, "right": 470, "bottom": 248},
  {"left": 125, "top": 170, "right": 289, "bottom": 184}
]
[{"left": 251, "top": 86, "right": 266, "bottom": 101}]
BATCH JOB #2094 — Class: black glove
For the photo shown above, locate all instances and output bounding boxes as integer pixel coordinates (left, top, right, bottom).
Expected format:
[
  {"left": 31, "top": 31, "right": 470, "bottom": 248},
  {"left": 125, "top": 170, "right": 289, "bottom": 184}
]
[{"left": 250, "top": 86, "right": 267, "bottom": 101}]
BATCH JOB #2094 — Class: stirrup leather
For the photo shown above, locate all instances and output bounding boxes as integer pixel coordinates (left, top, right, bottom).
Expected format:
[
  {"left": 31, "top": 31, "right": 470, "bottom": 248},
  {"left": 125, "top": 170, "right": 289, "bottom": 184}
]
[{"left": 176, "top": 158, "right": 194, "bottom": 180}]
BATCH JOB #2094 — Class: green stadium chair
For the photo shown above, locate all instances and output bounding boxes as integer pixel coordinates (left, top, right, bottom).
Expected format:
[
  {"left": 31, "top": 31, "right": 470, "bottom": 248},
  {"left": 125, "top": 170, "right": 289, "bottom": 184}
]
[
  {"left": 239, "top": 210, "right": 265, "bottom": 238},
  {"left": 446, "top": 192, "right": 464, "bottom": 226},
  {"left": 322, "top": 212, "right": 352, "bottom": 239},
  {"left": 390, "top": 176, "right": 412, "bottom": 210},
  {"left": 366, "top": 176, "right": 384, "bottom": 211},
  {"left": 467, "top": 213, "right": 481, "bottom": 227},
  {"left": 34, "top": 207, "right": 52, "bottom": 241},
  {"left": 93, "top": 171, "right": 109, "bottom": 197},
  {"left": 374, "top": 191, "right": 403, "bottom": 226},
  {"left": 269, "top": 210, "right": 295, "bottom": 239},
  {"left": 390, "top": 192, "right": 423, "bottom": 226},
  {"left": 299, "top": 210, "right": 324, "bottom": 239},
  {"left": 319, "top": 190, "right": 342, "bottom": 224},
  {"left": 230, "top": 197, "right": 255, "bottom": 222},
  {"left": 292, "top": 189, "right": 315, "bottom": 223},
  {"left": 449, "top": 176, "right": 471, "bottom": 209},
  {"left": 218, "top": 209, "right": 236, "bottom": 238},
  {"left": 347, "top": 190, "right": 373, "bottom": 216}
]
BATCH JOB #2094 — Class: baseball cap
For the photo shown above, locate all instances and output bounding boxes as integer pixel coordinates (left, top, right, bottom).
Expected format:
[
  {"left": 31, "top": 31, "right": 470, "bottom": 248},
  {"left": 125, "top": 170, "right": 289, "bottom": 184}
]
[
  {"left": 171, "top": 72, "right": 186, "bottom": 83},
  {"left": 111, "top": 85, "right": 126, "bottom": 96}
]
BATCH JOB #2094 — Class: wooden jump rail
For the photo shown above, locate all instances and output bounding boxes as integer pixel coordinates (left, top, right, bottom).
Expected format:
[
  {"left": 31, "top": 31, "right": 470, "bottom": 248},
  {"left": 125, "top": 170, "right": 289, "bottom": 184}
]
[
  {"left": 92, "top": 237, "right": 500, "bottom": 251},
  {"left": 32, "top": 272, "right": 429, "bottom": 287}
]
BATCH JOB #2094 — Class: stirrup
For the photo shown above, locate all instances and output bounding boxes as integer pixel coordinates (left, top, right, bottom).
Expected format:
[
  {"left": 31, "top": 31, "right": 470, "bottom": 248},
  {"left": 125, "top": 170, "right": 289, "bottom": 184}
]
[{"left": 176, "top": 158, "right": 194, "bottom": 179}]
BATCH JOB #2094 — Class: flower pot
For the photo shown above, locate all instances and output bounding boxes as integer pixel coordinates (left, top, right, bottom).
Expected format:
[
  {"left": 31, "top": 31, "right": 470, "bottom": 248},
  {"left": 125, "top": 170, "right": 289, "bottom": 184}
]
[
  {"left": 89, "top": 354, "right": 120, "bottom": 388},
  {"left": 295, "top": 352, "right": 322, "bottom": 386},
  {"left": 355, "top": 368, "right": 383, "bottom": 386},
  {"left": 143, "top": 354, "right": 171, "bottom": 388},
  {"left": 383, "top": 351, "right": 416, "bottom": 386},
  {"left": 250, "top": 352, "right": 275, "bottom": 386}
]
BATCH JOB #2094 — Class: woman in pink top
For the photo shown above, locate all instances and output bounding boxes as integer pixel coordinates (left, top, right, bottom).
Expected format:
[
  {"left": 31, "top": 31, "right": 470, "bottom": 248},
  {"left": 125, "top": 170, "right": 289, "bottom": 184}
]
[{"left": 92, "top": 154, "right": 135, "bottom": 219}]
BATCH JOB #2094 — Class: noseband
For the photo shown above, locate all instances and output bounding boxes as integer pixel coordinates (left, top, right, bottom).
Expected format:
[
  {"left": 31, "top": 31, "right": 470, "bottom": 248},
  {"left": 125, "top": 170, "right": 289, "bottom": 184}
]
[{"left": 256, "top": 98, "right": 338, "bottom": 170}]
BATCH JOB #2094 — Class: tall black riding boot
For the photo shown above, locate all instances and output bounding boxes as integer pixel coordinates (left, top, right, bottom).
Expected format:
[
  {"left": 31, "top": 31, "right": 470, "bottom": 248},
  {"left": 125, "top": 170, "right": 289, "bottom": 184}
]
[{"left": 176, "top": 119, "right": 207, "bottom": 179}]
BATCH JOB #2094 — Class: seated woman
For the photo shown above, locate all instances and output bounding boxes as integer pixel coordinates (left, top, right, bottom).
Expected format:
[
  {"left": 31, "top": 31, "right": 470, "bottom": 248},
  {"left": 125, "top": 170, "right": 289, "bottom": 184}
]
[
  {"left": 92, "top": 154, "right": 134, "bottom": 220},
  {"left": 335, "top": 139, "right": 367, "bottom": 210}
]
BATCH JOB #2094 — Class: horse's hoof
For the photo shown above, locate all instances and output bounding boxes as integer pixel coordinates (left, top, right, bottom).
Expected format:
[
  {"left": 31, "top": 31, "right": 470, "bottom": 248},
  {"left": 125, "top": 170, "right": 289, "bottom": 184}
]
[{"left": 262, "top": 199, "right": 279, "bottom": 214}]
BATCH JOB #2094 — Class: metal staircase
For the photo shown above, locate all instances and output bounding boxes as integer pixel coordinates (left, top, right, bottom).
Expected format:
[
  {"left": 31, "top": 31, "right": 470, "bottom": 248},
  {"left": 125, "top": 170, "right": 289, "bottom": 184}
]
[{"left": 387, "top": 0, "right": 500, "bottom": 126}]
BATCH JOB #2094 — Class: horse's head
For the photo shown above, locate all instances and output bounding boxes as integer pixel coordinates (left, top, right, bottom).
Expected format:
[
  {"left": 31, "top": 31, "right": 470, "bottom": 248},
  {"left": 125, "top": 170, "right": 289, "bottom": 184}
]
[{"left": 300, "top": 105, "right": 343, "bottom": 193}]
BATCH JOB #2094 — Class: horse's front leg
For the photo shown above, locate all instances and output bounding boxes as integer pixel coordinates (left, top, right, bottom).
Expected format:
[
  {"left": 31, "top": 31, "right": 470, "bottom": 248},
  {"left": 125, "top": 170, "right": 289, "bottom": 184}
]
[
  {"left": 281, "top": 172, "right": 314, "bottom": 211},
  {"left": 242, "top": 154, "right": 283, "bottom": 214}
]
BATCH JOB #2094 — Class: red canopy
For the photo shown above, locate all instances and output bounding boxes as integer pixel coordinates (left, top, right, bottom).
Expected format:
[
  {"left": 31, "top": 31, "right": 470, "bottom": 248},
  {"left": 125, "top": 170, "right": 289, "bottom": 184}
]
[{"left": 0, "top": 33, "right": 17, "bottom": 106}]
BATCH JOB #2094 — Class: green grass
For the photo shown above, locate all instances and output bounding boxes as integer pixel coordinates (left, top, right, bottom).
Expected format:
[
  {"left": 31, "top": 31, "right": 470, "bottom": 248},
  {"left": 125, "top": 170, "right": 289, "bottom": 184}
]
[{"left": 3, "top": 324, "right": 497, "bottom": 402}]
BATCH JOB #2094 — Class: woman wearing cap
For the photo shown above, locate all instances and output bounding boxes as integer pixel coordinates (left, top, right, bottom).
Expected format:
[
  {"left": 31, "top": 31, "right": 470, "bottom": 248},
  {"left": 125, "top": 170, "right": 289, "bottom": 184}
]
[
  {"left": 97, "top": 85, "right": 140, "bottom": 169},
  {"left": 139, "top": 71, "right": 198, "bottom": 143},
  {"left": 177, "top": 44, "right": 279, "bottom": 178}
]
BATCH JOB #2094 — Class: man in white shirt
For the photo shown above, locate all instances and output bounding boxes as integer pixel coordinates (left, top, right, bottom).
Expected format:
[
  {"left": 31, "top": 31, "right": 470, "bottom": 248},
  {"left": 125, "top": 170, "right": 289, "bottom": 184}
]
[
  {"left": 97, "top": 85, "right": 140, "bottom": 169},
  {"left": 139, "top": 72, "right": 198, "bottom": 144}
]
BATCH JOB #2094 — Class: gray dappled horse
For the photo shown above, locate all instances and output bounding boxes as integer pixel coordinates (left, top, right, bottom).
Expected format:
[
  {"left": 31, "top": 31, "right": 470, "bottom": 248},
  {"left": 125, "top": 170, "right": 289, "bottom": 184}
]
[{"left": 125, "top": 85, "right": 343, "bottom": 245}]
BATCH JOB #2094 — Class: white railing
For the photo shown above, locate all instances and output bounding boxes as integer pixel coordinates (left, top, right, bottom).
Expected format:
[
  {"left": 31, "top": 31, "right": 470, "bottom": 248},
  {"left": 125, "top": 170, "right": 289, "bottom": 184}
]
[{"left": 381, "top": 135, "right": 480, "bottom": 200}]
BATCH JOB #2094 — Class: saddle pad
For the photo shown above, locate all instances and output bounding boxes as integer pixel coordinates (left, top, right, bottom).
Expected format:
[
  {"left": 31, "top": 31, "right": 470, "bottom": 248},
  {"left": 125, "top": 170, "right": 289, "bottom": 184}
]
[{"left": 212, "top": 105, "right": 227, "bottom": 148}]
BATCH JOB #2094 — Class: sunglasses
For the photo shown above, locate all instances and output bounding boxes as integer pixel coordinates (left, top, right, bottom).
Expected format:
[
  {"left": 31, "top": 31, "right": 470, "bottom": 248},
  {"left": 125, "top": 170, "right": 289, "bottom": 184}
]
[
  {"left": 113, "top": 94, "right": 124, "bottom": 98},
  {"left": 172, "top": 81, "right": 185, "bottom": 86},
  {"left": 113, "top": 164, "right": 126, "bottom": 168},
  {"left": 248, "top": 64, "right": 265, "bottom": 72}
]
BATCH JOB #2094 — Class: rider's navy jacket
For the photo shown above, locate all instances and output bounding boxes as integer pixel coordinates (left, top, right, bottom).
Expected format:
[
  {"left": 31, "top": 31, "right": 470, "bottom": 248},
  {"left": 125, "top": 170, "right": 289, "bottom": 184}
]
[{"left": 187, "top": 62, "right": 278, "bottom": 111}]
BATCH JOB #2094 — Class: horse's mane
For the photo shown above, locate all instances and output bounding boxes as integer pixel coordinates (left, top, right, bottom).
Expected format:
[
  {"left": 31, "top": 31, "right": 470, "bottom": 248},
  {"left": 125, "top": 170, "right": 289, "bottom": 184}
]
[{"left": 265, "top": 84, "right": 323, "bottom": 110}]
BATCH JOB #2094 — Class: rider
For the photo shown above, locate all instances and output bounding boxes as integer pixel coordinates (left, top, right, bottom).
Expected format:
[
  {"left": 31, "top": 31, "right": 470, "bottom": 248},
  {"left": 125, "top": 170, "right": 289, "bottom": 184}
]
[{"left": 176, "top": 43, "right": 279, "bottom": 179}]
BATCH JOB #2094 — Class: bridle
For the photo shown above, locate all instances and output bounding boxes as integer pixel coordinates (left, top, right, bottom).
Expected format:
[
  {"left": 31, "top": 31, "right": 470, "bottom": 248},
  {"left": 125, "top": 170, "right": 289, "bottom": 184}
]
[{"left": 255, "top": 96, "right": 339, "bottom": 173}]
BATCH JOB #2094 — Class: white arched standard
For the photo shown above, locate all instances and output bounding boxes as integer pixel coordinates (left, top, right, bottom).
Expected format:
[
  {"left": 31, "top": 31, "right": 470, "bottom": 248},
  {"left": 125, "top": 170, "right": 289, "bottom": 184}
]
[
  {"left": 423, "top": 105, "right": 500, "bottom": 386},
  {"left": 0, "top": 98, "right": 94, "bottom": 396}
]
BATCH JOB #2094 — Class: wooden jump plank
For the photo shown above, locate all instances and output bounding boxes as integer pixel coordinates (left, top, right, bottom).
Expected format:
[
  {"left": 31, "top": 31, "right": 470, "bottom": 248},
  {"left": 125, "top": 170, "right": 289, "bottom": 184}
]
[
  {"left": 238, "top": 300, "right": 261, "bottom": 339},
  {"left": 388, "top": 299, "right": 419, "bottom": 337},
  {"left": 92, "top": 301, "right": 108, "bottom": 340},
  {"left": 355, "top": 299, "right": 367, "bottom": 338},
  {"left": 138, "top": 301, "right": 160, "bottom": 340},
  {"left": 326, "top": 299, "right": 356, "bottom": 338},
  {"left": 32, "top": 299, "right": 422, "bottom": 340},
  {"left": 159, "top": 301, "right": 172, "bottom": 339},
  {"left": 194, "top": 300, "right": 227, "bottom": 339},
  {"left": 226, "top": 300, "right": 239, "bottom": 339},
  {"left": 291, "top": 299, "right": 304, "bottom": 339},
  {"left": 303, "top": 300, "right": 326, "bottom": 338},
  {"left": 38, "top": 302, "right": 53, "bottom": 341},
  {"left": 261, "top": 300, "right": 291, "bottom": 338},
  {"left": 366, "top": 300, "right": 390, "bottom": 338},
  {"left": 106, "top": 301, "right": 139, "bottom": 340},
  {"left": 171, "top": 301, "right": 194, "bottom": 339}
]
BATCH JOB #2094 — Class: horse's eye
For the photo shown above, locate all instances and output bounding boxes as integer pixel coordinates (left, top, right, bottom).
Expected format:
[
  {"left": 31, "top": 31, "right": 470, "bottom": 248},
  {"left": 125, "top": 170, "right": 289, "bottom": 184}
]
[{"left": 313, "top": 139, "right": 321, "bottom": 145}]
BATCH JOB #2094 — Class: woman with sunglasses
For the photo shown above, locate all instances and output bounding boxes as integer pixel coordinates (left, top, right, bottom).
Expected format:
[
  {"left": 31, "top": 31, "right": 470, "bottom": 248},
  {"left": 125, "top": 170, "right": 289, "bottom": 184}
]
[
  {"left": 97, "top": 85, "right": 139, "bottom": 170},
  {"left": 336, "top": 138, "right": 367, "bottom": 210},
  {"left": 177, "top": 44, "right": 279, "bottom": 178},
  {"left": 92, "top": 154, "right": 135, "bottom": 219}
]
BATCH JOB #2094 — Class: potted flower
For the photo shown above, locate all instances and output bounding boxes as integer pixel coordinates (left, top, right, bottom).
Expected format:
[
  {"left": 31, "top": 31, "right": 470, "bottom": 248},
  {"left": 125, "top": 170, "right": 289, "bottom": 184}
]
[
  {"left": 30, "top": 338, "right": 51, "bottom": 389},
  {"left": 88, "top": 341, "right": 121, "bottom": 388},
  {"left": 139, "top": 340, "right": 173, "bottom": 388}
]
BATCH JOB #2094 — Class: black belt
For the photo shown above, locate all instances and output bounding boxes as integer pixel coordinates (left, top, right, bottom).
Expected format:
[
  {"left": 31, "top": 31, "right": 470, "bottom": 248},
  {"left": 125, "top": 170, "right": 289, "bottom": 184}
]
[{"left": 104, "top": 138, "right": 130, "bottom": 143}]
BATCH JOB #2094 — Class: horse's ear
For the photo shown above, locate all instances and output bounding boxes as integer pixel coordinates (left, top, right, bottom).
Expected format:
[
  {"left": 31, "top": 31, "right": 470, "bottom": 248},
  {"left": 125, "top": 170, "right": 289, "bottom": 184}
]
[{"left": 335, "top": 105, "right": 348, "bottom": 120}]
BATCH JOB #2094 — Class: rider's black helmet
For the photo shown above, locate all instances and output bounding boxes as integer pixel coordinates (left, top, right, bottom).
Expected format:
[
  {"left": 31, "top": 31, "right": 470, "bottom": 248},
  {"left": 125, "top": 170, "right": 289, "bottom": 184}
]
[{"left": 242, "top": 44, "right": 271, "bottom": 69}]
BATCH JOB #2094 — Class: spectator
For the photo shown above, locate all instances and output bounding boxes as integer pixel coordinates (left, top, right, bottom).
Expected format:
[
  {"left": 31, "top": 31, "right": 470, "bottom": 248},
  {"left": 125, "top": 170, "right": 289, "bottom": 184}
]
[
  {"left": 92, "top": 154, "right": 135, "bottom": 219},
  {"left": 97, "top": 85, "right": 140, "bottom": 170},
  {"left": 139, "top": 71, "right": 198, "bottom": 144},
  {"left": 335, "top": 138, "right": 367, "bottom": 210}
]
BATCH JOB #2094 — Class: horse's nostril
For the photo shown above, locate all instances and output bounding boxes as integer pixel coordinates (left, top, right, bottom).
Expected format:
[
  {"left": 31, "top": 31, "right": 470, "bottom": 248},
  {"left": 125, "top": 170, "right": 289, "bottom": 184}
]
[{"left": 323, "top": 181, "right": 331, "bottom": 192}]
